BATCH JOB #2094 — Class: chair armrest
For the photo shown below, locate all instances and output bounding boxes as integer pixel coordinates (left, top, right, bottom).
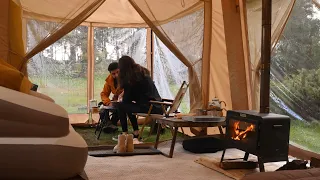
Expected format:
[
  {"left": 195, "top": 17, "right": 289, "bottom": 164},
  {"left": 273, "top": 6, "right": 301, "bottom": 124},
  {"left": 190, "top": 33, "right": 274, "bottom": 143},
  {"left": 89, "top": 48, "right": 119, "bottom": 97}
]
[
  {"left": 0, "top": 86, "right": 69, "bottom": 137},
  {"left": 161, "top": 98, "right": 174, "bottom": 102},
  {"left": 149, "top": 100, "right": 173, "bottom": 106}
]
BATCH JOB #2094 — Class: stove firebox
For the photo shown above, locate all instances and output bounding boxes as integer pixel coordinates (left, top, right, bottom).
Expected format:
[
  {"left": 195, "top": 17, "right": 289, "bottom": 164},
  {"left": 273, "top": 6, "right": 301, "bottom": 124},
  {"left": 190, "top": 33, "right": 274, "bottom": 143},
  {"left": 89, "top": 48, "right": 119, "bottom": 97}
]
[{"left": 220, "top": 110, "right": 291, "bottom": 172}]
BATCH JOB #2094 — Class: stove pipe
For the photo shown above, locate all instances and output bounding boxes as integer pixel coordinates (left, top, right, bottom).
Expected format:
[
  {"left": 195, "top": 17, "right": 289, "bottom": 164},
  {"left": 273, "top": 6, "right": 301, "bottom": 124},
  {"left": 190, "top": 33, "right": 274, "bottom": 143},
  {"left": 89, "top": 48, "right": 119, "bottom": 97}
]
[{"left": 259, "top": 0, "right": 272, "bottom": 113}]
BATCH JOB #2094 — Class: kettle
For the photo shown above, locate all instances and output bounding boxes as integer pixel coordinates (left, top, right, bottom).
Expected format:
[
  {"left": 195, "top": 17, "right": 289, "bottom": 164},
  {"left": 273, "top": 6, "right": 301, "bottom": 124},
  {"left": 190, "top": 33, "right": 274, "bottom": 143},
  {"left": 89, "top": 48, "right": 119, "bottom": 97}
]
[{"left": 208, "top": 97, "right": 226, "bottom": 110}]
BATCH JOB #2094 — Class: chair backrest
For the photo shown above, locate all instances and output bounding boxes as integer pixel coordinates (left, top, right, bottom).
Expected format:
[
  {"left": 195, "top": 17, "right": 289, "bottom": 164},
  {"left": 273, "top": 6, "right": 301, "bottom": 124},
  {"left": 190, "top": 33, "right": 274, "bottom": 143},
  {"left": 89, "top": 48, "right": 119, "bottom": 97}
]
[{"left": 168, "top": 81, "right": 189, "bottom": 114}]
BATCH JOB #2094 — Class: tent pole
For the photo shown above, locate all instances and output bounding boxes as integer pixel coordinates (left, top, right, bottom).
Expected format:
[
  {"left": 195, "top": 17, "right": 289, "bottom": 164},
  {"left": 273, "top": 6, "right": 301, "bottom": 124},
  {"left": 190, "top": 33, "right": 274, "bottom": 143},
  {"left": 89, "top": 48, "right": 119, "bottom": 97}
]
[
  {"left": 146, "top": 28, "right": 154, "bottom": 79},
  {"left": 259, "top": 0, "right": 272, "bottom": 113},
  {"left": 87, "top": 23, "right": 94, "bottom": 112},
  {"left": 151, "top": 29, "right": 154, "bottom": 79}
]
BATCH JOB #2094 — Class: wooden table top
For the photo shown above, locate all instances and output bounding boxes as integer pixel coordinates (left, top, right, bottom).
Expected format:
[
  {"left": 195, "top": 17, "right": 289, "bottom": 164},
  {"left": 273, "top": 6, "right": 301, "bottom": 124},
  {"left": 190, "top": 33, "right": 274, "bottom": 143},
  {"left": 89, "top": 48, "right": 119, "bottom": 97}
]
[{"left": 155, "top": 117, "right": 226, "bottom": 127}]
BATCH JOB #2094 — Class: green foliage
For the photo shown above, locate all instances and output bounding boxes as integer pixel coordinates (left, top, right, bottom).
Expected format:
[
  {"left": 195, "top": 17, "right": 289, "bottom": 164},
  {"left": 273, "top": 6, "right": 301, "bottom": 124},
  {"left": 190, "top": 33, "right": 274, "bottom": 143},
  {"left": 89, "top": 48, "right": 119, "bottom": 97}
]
[
  {"left": 271, "top": 68, "right": 320, "bottom": 121},
  {"left": 269, "top": 0, "right": 320, "bottom": 152},
  {"left": 271, "top": 0, "right": 320, "bottom": 121},
  {"left": 272, "top": 0, "right": 320, "bottom": 76}
]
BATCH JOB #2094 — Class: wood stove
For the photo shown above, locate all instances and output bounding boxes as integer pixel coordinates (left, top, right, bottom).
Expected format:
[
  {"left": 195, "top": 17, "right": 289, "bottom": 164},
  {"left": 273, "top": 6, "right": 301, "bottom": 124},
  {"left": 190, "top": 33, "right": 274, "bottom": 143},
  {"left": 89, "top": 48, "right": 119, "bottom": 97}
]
[{"left": 220, "top": 110, "right": 291, "bottom": 172}]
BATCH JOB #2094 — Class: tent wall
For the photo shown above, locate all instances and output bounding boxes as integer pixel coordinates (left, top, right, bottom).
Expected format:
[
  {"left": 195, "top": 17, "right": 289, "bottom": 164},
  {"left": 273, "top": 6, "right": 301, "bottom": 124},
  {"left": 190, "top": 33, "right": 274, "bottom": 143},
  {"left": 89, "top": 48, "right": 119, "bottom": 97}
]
[
  {"left": 208, "top": 0, "right": 234, "bottom": 111},
  {"left": 201, "top": 0, "right": 211, "bottom": 109},
  {"left": 239, "top": 0, "right": 253, "bottom": 110},
  {"left": 221, "top": 0, "right": 249, "bottom": 110}
]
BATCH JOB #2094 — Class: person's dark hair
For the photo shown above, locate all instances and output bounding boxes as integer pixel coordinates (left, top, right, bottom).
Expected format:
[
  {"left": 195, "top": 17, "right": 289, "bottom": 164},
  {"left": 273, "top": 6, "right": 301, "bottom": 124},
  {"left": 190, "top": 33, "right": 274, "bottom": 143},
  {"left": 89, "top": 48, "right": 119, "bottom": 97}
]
[
  {"left": 118, "top": 56, "right": 150, "bottom": 88},
  {"left": 108, "top": 62, "right": 119, "bottom": 72}
]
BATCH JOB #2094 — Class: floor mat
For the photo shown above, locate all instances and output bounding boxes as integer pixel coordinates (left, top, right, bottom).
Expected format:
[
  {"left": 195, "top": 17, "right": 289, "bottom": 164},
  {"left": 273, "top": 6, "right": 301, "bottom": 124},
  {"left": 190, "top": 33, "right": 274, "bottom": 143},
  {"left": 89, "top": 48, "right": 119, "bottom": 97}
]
[{"left": 88, "top": 146, "right": 162, "bottom": 157}]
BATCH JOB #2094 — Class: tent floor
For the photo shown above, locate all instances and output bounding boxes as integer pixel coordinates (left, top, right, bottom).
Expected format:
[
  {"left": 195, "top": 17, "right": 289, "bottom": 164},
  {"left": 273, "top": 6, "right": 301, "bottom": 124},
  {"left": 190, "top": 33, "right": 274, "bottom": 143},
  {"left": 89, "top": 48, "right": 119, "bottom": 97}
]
[{"left": 84, "top": 141, "right": 291, "bottom": 180}]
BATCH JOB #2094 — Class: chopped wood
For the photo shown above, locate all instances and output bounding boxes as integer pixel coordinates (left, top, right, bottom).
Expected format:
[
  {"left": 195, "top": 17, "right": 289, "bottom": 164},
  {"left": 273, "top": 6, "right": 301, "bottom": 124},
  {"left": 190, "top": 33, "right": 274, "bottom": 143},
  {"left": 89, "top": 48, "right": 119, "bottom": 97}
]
[{"left": 220, "top": 161, "right": 258, "bottom": 170}]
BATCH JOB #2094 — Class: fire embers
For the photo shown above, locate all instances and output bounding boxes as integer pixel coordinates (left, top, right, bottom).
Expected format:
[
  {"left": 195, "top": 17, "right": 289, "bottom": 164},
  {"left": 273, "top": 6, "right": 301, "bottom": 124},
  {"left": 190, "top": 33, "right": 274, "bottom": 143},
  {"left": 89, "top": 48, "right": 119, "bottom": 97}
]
[{"left": 231, "top": 121, "right": 255, "bottom": 140}]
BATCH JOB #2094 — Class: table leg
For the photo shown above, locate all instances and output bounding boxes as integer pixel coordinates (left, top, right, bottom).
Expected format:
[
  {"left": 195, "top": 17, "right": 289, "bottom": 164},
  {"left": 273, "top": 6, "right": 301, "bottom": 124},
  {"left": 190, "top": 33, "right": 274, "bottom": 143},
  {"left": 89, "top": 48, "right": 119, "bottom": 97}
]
[
  {"left": 97, "top": 110, "right": 109, "bottom": 140},
  {"left": 218, "top": 126, "right": 224, "bottom": 134},
  {"left": 168, "top": 126, "right": 178, "bottom": 158},
  {"left": 154, "top": 123, "right": 162, "bottom": 149},
  {"left": 95, "top": 116, "right": 102, "bottom": 134}
]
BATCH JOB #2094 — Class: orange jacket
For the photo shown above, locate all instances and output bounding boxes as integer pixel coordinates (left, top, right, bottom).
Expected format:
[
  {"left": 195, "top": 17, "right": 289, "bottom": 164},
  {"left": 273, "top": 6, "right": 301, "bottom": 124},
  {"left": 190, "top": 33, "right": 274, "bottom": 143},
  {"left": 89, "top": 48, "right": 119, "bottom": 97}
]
[{"left": 100, "top": 75, "right": 123, "bottom": 105}]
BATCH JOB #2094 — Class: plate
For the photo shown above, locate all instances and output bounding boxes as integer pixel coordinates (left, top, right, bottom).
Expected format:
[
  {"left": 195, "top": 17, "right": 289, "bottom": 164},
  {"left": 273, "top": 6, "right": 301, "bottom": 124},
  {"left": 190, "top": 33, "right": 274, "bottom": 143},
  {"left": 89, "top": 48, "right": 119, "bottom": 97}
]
[{"left": 182, "top": 116, "right": 225, "bottom": 122}]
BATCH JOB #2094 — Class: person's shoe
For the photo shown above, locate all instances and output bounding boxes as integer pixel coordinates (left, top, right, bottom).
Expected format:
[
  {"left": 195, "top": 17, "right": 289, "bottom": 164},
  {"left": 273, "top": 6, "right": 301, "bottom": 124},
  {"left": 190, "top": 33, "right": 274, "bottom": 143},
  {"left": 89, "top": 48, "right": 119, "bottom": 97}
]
[
  {"left": 160, "top": 127, "right": 166, "bottom": 134},
  {"left": 126, "top": 134, "right": 134, "bottom": 152},
  {"left": 133, "top": 138, "right": 141, "bottom": 144},
  {"left": 132, "top": 133, "right": 142, "bottom": 144},
  {"left": 103, "top": 124, "right": 118, "bottom": 134},
  {"left": 113, "top": 134, "right": 126, "bottom": 153}
]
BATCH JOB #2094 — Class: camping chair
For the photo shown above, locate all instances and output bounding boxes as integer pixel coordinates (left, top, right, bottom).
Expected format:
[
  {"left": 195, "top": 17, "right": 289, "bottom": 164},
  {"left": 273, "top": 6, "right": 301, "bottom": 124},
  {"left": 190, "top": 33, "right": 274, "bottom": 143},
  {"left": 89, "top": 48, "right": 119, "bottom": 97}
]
[{"left": 136, "top": 81, "right": 189, "bottom": 140}]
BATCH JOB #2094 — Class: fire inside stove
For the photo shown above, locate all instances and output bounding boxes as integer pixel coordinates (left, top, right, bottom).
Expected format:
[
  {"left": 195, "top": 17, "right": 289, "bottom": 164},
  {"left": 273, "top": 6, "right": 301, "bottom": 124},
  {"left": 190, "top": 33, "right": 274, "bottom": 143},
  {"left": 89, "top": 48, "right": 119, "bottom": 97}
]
[{"left": 230, "top": 121, "right": 255, "bottom": 141}]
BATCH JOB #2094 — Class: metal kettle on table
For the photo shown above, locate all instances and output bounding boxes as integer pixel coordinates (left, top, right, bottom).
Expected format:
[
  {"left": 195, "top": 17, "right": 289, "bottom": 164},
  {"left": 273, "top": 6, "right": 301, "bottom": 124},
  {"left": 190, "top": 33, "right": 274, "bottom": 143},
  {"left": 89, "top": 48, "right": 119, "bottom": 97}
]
[
  {"left": 207, "top": 97, "right": 227, "bottom": 116},
  {"left": 208, "top": 97, "right": 226, "bottom": 110}
]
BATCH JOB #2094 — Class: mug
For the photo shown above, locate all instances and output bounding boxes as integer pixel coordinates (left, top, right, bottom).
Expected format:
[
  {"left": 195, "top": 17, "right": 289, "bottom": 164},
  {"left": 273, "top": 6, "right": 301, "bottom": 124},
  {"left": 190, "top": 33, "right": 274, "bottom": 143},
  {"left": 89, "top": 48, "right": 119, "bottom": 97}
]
[{"left": 196, "top": 109, "right": 207, "bottom": 116}]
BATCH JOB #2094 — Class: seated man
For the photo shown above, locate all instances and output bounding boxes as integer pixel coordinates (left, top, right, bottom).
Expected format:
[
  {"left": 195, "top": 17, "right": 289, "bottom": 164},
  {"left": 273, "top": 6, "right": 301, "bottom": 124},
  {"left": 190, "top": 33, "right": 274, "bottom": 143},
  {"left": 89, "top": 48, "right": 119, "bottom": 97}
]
[{"left": 100, "top": 62, "right": 123, "bottom": 133}]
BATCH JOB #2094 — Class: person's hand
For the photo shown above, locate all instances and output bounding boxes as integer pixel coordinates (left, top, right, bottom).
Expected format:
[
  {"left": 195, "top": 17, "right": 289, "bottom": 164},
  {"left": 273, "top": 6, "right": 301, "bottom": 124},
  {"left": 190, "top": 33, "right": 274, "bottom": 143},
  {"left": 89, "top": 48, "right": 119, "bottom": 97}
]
[
  {"left": 112, "top": 95, "right": 119, "bottom": 101},
  {"left": 117, "top": 91, "right": 124, "bottom": 102},
  {"left": 119, "top": 91, "right": 124, "bottom": 98}
]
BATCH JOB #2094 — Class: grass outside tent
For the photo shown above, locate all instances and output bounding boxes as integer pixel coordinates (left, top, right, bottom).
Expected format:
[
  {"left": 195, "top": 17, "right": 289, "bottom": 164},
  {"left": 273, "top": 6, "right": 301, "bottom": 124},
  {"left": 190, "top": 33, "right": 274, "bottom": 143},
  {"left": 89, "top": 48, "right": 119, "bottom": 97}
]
[{"left": 290, "top": 119, "right": 320, "bottom": 153}]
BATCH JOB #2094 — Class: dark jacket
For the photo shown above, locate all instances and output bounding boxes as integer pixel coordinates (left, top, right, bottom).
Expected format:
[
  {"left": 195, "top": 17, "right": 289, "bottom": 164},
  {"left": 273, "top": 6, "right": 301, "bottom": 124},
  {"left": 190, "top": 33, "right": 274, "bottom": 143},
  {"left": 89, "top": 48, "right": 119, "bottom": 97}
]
[{"left": 122, "top": 74, "right": 162, "bottom": 107}]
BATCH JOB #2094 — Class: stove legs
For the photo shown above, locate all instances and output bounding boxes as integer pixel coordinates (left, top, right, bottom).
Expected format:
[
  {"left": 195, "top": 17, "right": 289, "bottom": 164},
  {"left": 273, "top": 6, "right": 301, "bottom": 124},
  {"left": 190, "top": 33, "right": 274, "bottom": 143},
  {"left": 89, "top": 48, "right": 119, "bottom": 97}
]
[
  {"left": 221, "top": 150, "right": 266, "bottom": 172},
  {"left": 244, "top": 152, "right": 249, "bottom": 161},
  {"left": 220, "top": 149, "right": 227, "bottom": 164},
  {"left": 258, "top": 157, "right": 265, "bottom": 172}
]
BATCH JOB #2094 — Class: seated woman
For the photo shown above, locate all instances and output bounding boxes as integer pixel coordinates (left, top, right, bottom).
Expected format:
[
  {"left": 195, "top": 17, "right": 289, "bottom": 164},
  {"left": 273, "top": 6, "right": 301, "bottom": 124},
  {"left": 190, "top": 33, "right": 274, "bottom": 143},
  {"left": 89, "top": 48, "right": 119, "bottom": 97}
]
[{"left": 117, "top": 56, "right": 163, "bottom": 139}]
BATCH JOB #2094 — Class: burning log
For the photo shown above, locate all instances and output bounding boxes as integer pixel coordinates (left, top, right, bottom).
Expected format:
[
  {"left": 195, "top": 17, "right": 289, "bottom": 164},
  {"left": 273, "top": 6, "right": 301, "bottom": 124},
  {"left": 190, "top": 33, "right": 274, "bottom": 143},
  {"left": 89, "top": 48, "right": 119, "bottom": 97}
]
[
  {"left": 220, "top": 161, "right": 258, "bottom": 170},
  {"left": 231, "top": 121, "right": 255, "bottom": 140}
]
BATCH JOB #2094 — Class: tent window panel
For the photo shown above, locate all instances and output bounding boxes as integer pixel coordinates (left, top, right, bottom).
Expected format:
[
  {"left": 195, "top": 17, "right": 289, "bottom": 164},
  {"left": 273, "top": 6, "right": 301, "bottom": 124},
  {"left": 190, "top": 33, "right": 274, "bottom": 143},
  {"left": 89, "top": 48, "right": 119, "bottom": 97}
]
[
  {"left": 153, "top": 34, "right": 190, "bottom": 113},
  {"left": 27, "top": 23, "right": 88, "bottom": 114},
  {"left": 155, "top": 8, "right": 204, "bottom": 88},
  {"left": 159, "top": 8, "right": 204, "bottom": 66},
  {"left": 93, "top": 27, "right": 147, "bottom": 102},
  {"left": 270, "top": 0, "right": 320, "bottom": 153},
  {"left": 22, "top": 0, "right": 101, "bottom": 54}
]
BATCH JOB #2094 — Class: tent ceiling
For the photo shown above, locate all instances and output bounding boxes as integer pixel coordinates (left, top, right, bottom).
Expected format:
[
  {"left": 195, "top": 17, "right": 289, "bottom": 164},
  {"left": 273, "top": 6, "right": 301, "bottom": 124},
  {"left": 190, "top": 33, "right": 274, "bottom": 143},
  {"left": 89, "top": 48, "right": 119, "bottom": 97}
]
[{"left": 20, "top": 0, "right": 202, "bottom": 27}]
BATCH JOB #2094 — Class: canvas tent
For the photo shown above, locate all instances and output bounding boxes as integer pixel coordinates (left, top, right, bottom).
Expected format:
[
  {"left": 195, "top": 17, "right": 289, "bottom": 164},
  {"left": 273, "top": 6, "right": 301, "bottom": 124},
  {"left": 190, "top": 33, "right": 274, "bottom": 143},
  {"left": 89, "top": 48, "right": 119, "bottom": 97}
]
[
  {"left": 2, "top": 0, "right": 320, "bottom": 157},
  {"left": 0, "top": 0, "right": 296, "bottom": 111}
]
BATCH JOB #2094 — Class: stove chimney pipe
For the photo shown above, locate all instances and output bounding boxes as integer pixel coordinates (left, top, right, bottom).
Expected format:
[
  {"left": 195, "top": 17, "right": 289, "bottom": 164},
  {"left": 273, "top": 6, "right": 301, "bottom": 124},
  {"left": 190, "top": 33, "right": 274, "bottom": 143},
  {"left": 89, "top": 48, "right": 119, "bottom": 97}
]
[{"left": 259, "top": 0, "right": 272, "bottom": 113}]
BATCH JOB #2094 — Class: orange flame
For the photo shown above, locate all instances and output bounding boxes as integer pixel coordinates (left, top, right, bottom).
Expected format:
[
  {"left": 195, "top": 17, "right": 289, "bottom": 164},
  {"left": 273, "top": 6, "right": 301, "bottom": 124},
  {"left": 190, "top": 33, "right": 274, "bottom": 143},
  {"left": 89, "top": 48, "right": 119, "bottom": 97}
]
[{"left": 231, "top": 121, "right": 254, "bottom": 140}]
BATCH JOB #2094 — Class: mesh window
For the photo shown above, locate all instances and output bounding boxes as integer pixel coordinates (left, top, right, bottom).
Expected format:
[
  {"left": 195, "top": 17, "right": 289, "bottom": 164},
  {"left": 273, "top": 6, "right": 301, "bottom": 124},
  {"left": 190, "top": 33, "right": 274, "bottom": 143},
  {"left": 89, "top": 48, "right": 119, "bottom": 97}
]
[
  {"left": 27, "top": 22, "right": 88, "bottom": 114},
  {"left": 270, "top": 0, "right": 320, "bottom": 153},
  {"left": 94, "top": 28, "right": 147, "bottom": 102}
]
